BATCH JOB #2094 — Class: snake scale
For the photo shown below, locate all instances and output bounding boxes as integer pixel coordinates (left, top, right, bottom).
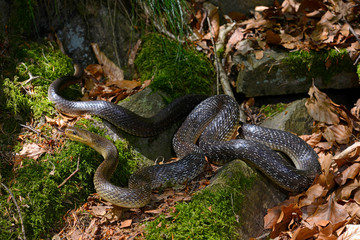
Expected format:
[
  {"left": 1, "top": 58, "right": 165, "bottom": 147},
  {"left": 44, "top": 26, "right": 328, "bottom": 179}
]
[{"left": 49, "top": 73, "right": 321, "bottom": 208}]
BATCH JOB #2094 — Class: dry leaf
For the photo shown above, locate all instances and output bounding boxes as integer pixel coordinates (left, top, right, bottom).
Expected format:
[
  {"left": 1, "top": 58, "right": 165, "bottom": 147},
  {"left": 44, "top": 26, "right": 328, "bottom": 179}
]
[
  {"left": 128, "top": 39, "right": 142, "bottom": 66},
  {"left": 120, "top": 219, "right": 132, "bottom": 228},
  {"left": 91, "top": 43, "right": 124, "bottom": 81},
  {"left": 299, "top": 184, "right": 327, "bottom": 207},
  {"left": 85, "top": 64, "right": 104, "bottom": 81},
  {"left": 18, "top": 143, "right": 46, "bottom": 160},
  {"left": 202, "top": 2, "right": 220, "bottom": 40},
  {"left": 329, "top": 124, "right": 352, "bottom": 145},
  {"left": 105, "top": 79, "right": 141, "bottom": 90},
  {"left": 305, "top": 194, "right": 349, "bottom": 226},
  {"left": 306, "top": 84, "right": 340, "bottom": 125}
]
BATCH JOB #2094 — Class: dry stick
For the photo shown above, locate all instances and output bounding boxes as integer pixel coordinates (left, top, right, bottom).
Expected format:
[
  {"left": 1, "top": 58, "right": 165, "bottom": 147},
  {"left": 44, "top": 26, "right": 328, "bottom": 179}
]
[
  {"left": 57, "top": 156, "right": 81, "bottom": 188},
  {"left": 0, "top": 182, "right": 27, "bottom": 240},
  {"left": 333, "top": 142, "right": 360, "bottom": 160},
  {"left": 206, "top": 13, "right": 235, "bottom": 97}
]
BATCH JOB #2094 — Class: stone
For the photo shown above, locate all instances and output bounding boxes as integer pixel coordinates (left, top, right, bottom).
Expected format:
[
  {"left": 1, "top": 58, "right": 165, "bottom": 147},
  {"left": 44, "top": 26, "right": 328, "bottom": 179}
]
[
  {"left": 54, "top": 1, "right": 136, "bottom": 71},
  {"left": 106, "top": 88, "right": 179, "bottom": 161},
  {"left": 260, "top": 98, "right": 314, "bottom": 135},
  {"left": 235, "top": 50, "right": 359, "bottom": 97}
]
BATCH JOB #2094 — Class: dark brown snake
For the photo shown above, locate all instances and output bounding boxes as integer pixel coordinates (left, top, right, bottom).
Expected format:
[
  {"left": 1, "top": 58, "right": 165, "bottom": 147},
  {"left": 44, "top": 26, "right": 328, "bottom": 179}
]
[{"left": 49, "top": 73, "right": 321, "bottom": 208}]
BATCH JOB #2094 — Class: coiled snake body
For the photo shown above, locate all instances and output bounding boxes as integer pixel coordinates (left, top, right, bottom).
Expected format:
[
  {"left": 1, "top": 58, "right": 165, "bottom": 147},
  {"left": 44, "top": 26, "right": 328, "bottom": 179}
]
[{"left": 50, "top": 74, "right": 321, "bottom": 208}]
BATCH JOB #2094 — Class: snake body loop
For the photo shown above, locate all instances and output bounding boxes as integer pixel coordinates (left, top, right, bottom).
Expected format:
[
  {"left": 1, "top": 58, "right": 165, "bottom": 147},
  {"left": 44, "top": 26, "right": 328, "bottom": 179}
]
[{"left": 51, "top": 73, "right": 321, "bottom": 208}]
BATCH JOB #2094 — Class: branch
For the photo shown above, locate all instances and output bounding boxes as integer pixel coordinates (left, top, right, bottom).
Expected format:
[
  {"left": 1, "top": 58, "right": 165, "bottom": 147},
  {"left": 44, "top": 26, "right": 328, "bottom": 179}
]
[
  {"left": 0, "top": 181, "right": 27, "bottom": 240},
  {"left": 206, "top": 14, "right": 235, "bottom": 98},
  {"left": 57, "top": 156, "right": 80, "bottom": 188}
]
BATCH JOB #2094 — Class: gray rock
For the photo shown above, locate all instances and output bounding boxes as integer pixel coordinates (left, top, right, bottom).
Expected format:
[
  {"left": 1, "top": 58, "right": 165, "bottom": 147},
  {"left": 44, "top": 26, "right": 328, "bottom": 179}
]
[
  {"left": 106, "top": 88, "right": 179, "bottom": 161},
  {"left": 261, "top": 98, "right": 314, "bottom": 135},
  {"left": 55, "top": 1, "right": 137, "bottom": 71},
  {"left": 235, "top": 50, "right": 359, "bottom": 97}
]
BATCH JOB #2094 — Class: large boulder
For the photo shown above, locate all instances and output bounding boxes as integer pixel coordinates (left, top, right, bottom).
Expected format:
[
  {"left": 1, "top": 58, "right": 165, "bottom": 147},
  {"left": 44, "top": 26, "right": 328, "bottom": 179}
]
[
  {"left": 108, "top": 88, "right": 180, "bottom": 161},
  {"left": 235, "top": 50, "right": 359, "bottom": 97}
]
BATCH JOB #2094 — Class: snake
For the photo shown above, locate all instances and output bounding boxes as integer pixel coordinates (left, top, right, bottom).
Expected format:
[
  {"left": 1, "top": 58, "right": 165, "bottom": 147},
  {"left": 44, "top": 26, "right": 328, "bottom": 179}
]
[{"left": 49, "top": 73, "right": 321, "bottom": 208}]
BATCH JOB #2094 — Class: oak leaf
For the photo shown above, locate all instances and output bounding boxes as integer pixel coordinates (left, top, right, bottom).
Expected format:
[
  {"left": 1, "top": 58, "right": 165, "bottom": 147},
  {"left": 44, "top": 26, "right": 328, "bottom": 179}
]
[{"left": 305, "top": 83, "right": 340, "bottom": 125}]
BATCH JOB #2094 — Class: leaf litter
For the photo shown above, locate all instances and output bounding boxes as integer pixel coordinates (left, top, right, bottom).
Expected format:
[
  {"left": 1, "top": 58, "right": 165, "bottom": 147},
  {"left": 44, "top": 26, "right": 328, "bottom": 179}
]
[{"left": 263, "top": 85, "right": 360, "bottom": 240}]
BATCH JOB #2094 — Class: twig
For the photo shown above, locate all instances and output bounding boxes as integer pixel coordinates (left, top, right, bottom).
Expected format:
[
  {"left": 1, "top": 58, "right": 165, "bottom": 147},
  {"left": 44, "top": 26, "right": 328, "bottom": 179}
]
[
  {"left": 57, "top": 156, "right": 81, "bottom": 188},
  {"left": 333, "top": 142, "right": 360, "bottom": 160},
  {"left": 206, "top": 11, "right": 235, "bottom": 98},
  {"left": 0, "top": 181, "right": 27, "bottom": 240},
  {"left": 19, "top": 124, "right": 54, "bottom": 142},
  {"left": 20, "top": 63, "right": 40, "bottom": 85}
]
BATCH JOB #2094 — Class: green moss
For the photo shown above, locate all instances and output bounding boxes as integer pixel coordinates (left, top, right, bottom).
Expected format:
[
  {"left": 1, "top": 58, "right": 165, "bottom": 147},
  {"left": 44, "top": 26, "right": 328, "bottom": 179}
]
[
  {"left": 135, "top": 34, "right": 215, "bottom": 102},
  {"left": 0, "top": 119, "right": 143, "bottom": 238},
  {"left": 144, "top": 166, "right": 255, "bottom": 239},
  {"left": 357, "top": 63, "right": 360, "bottom": 81},
  {"left": 260, "top": 103, "right": 287, "bottom": 118},
  {"left": 0, "top": 41, "right": 74, "bottom": 145},
  {"left": 282, "top": 49, "right": 355, "bottom": 82}
]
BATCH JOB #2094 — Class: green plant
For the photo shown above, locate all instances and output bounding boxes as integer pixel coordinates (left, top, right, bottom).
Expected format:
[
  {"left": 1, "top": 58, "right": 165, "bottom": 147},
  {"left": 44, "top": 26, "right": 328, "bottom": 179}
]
[
  {"left": 135, "top": 34, "right": 215, "bottom": 102},
  {"left": 260, "top": 103, "right": 286, "bottom": 118},
  {"left": 0, "top": 41, "right": 74, "bottom": 146},
  {"left": 144, "top": 166, "right": 255, "bottom": 239},
  {"left": 135, "top": 0, "right": 190, "bottom": 38}
]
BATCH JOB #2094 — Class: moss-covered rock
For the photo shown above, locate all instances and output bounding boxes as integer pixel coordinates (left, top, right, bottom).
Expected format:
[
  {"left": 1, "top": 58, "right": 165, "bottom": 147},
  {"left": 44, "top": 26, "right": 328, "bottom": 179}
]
[
  {"left": 135, "top": 33, "right": 215, "bottom": 102},
  {"left": 235, "top": 49, "right": 359, "bottom": 97}
]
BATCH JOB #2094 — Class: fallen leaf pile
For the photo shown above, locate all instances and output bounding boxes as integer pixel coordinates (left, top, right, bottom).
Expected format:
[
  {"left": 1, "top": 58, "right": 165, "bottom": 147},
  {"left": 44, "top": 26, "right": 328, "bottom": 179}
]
[
  {"left": 80, "top": 43, "right": 150, "bottom": 104},
  {"left": 264, "top": 85, "right": 360, "bottom": 239}
]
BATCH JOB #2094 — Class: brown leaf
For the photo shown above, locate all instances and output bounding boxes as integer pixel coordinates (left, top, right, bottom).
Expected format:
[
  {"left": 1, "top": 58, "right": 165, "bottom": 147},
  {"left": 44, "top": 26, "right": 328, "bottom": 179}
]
[
  {"left": 85, "top": 64, "right": 104, "bottom": 81},
  {"left": 329, "top": 124, "right": 352, "bottom": 145},
  {"left": 91, "top": 205, "right": 109, "bottom": 216},
  {"left": 18, "top": 143, "right": 46, "bottom": 160},
  {"left": 91, "top": 43, "right": 124, "bottom": 81},
  {"left": 128, "top": 39, "right": 142, "bottom": 66},
  {"left": 292, "top": 225, "right": 318, "bottom": 240},
  {"left": 120, "top": 219, "right": 132, "bottom": 228},
  {"left": 305, "top": 84, "right": 340, "bottom": 125},
  {"left": 300, "top": 132, "right": 322, "bottom": 147},
  {"left": 269, "top": 203, "right": 303, "bottom": 238},
  {"left": 335, "top": 164, "right": 360, "bottom": 187},
  {"left": 105, "top": 79, "right": 141, "bottom": 90},
  {"left": 299, "top": 184, "right": 327, "bottom": 207},
  {"left": 305, "top": 194, "right": 349, "bottom": 226},
  {"left": 202, "top": 2, "right": 220, "bottom": 40},
  {"left": 225, "top": 28, "right": 244, "bottom": 54}
]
